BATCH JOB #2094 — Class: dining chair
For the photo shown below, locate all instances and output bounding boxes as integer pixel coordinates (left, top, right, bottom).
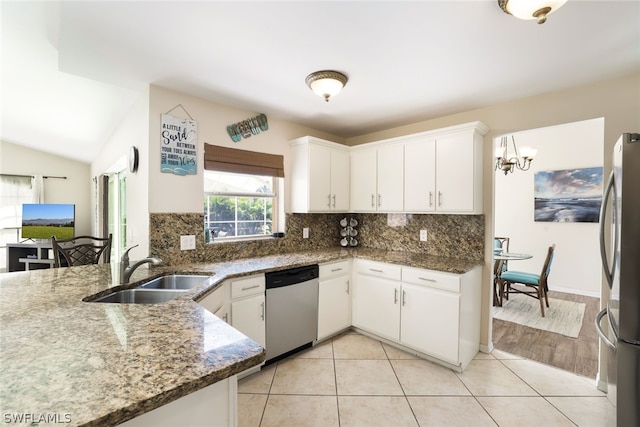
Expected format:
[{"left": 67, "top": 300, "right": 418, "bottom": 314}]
[
  {"left": 492, "top": 237, "right": 510, "bottom": 306},
  {"left": 499, "top": 244, "right": 555, "bottom": 317},
  {"left": 52, "top": 234, "right": 112, "bottom": 268}
]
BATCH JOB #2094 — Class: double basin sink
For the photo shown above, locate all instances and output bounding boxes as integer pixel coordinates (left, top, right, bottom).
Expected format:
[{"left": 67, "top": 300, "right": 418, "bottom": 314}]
[{"left": 88, "top": 275, "right": 215, "bottom": 304}]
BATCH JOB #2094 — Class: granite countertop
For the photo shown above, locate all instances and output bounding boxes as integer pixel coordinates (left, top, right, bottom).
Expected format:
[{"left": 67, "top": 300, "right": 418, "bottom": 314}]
[{"left": 0, "top": 248, "right": 481, "bottom": 426}]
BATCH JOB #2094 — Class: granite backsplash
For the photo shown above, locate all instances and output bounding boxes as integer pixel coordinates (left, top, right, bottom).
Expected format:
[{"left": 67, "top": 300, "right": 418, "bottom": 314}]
[{"left": 149, "top": 212, "right": 484, "bottom": 266}]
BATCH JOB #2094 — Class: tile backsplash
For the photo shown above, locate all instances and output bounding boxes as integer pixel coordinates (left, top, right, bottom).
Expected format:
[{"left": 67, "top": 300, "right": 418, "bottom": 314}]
[{"left": 149, "top": 212, "right": 484, "bottom": 266}]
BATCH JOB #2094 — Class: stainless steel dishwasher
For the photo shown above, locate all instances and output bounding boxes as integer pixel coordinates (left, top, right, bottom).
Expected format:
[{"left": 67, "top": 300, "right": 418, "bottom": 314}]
[{"left": 265, "top": 264, "right": 319, "bottom": 363}]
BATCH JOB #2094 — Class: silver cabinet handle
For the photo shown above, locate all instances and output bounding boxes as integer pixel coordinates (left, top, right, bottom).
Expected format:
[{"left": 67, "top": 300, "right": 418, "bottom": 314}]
[
  {"left": 242, "top": 284, "right": 260, "bottom": 291},
  {"left": 332, "top": 194, "right": 336, "bottom": 208},
  {"left": 327, "top": 194, "right": 332, "bottom": 208},
  {"left": 429, "top": 191, "right": 433, "bottom": 207},
  {"left": 346, "top": 279, "right": 350, "bottom": 295},
  {"left": 260, "top": 301, "right": 265, "bottom": 321},
  {"left": 223, "top": 313, "right": 228, "bottom": 323},
  {"left": 378, "top": 193, "right": 381, "bottom": 207},
  {"left": 369, "top": 268, "right": 383, "bottom": 273},
  {"left": 371, "top": 194, "right": 375, "bottom": 208},
  {"left": 394, "top": 288, "right": 398, "bottom": 304},
  {"left": 438, "top": 191, "right": 443, "bottom": 207},
  {"left": 331, "top": 267, "right": 343, "bottom": 272},
  {"left": 402, "top": 290, "right": 406, "bottom": 306},
  {"left": 595, "top": 308, "right": 616, "bottom": 351},
  {"left": 418, "top": 277, "right": 436, "bottom": 283}
]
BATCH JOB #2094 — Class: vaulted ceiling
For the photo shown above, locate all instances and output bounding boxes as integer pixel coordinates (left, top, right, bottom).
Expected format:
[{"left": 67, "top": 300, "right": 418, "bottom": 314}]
[{"left": 2, "top": 1, "right": 639, "bottom": 163}]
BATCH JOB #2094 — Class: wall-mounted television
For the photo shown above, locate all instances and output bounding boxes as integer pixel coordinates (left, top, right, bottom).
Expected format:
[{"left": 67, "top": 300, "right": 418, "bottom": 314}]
[{"left": 21, "top": 203, "right": 75, "bottom": 241}]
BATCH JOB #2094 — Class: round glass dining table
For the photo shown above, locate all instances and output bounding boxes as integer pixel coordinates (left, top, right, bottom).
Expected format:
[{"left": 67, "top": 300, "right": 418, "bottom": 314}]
[{"left": 493, "top": 252, "right": 532, "bottom": 306}]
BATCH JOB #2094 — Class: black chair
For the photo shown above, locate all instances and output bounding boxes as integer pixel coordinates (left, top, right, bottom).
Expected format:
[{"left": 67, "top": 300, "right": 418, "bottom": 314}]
[
  {"left": 52, "top": 234, "right": 112, "bottom": 268},
  {"left": 499, "top": 244, "right": 556, "bottom": 317}
]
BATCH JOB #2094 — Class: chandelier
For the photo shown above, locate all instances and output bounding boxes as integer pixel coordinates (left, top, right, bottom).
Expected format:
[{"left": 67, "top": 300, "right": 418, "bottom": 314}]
[{"left": 495, "top": 135, "right": 536, "bottom": 175}]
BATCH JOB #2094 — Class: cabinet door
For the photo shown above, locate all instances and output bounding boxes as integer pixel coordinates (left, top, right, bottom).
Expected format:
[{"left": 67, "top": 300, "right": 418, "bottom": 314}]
[
  {"left": 214, "top": 304, "right": 229, "bottom": 324},
  {"left": 404, "top": 138, "right": 436, "bottom": 212},
  {"left": 350, "top": 148, "right": 378, "bottom": 212},
  {"left": 400, "top": 283, "right": 460, "bottom": 364},
  {"left": 308, "top": 143, "right": 332, "bottom": 211},
  {"left": 352, "top": 273, "right": 400, "bottom": 341},
  {"left": 330, "top": 149, "right": 350, "bottom": 211},
  {"left": 231, "top": 294, "right": 266, "bottom": 348},
  {"left": 317, "top": 275, "right": 351, "bottom": 340},
  {"left": 376, "top": 144, "right": 404, "bottom": 212},
  {"left": 435, "top": 132, "right": 475, "bottom": 212}
]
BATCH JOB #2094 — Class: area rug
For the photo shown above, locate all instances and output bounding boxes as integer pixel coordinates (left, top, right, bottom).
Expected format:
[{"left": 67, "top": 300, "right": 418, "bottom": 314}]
[{"left": 492, "top": 294, "right": 586, "bottom": 338}]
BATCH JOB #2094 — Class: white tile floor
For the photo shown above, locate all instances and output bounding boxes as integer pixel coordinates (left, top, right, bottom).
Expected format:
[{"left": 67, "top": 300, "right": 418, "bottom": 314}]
[{"left": 238, "top": 331, "right": 612, "bottom": 427}]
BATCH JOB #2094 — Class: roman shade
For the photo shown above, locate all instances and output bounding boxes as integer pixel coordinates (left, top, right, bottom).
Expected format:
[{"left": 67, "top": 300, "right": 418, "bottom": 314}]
[{"left": 204, "top": 144, "right": 285, "bottom": 178}]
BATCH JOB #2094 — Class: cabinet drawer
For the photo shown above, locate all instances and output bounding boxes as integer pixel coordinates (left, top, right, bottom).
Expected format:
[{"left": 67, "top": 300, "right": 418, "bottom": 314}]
[
  {"left": 354, "top": 259, "right": 401, "bottom": 281},
  {"left": 319, "top": 260, "right": 350, "bottom": 279},
  {"left": 402, "top": 267, "right": 460, "bottom": 293},
  {"left": 231, "top": 275, "right": 265, "bottom": 299}
]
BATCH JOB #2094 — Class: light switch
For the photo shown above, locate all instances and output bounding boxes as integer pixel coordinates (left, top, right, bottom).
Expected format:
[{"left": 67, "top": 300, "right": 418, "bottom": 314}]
[
  {"left": 420, "top": 230, "right": 428, "bottom": 242},
  {"left": 180, "top": 235, "right": 196, "bottom": 250},
  {"left": 303, "top": 227, "right": 309, "bottom": 239}
]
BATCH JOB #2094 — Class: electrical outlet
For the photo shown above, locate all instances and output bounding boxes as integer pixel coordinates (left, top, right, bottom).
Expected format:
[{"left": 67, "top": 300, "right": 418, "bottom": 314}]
[
  {"left": 180, "top": 235, "right": 196, "bottom": 250},
  {"left": 303, "top": 227, "right": 309, "bottom": 239},
  {"left": 420, "top": 229, "right": 428, "bottom": 242}
]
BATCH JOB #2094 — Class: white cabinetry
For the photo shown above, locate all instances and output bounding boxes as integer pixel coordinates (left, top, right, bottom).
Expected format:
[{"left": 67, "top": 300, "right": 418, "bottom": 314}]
[
  {"left": 198, "top": 283, "right": 229, "bottom": 323},
  {"left": 350, "top": 143, "right": 404, "bottom": 212},
  {"left": 230, "top": 274, "right": 266, "bottom": 349},
  {"left": 403, "top": 121, "right": 487, "bottom": 213},
  {"left": 289, "top": 136, "right": 350, "bottom": 212},
  {"left": 352, "top": 260, "right": 402, "bottom": 341},
  {"left": 318, "top": 260, "right": 352, "bottom": 341},
  {"left": 352, "top": 259, "right": 482, "bottom": 370}
]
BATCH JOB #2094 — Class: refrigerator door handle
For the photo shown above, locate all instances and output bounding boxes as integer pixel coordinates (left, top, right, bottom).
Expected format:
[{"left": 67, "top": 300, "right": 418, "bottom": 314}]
[
  {"left": 599, "top": 171, "right": 618, "bottom": 289},
  {"left": 595, "top": 307, "right": 616, "bottom": 352}
]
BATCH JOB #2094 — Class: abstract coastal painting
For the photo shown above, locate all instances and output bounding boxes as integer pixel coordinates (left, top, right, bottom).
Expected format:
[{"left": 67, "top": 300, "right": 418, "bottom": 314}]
[{"left": 534, "top": 167, "right": 603, "bottom": 223}]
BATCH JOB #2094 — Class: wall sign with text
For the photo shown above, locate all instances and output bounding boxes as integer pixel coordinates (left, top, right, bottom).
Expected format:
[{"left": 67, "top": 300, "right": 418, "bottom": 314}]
[{"left": 161, "top": 113, "right": 198, "bottom": 176}]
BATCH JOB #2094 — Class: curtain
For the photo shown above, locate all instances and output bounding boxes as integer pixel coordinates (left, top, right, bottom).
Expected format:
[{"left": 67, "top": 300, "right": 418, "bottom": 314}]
[
  {"left": 204, "top": 144, "right": 285, "bottom": 178},
  {"left": 32, "top": 175, "right": 45, "bottom": 203},
  {"left": 0, "top": 175, "right": 33, "bottom": 271}
]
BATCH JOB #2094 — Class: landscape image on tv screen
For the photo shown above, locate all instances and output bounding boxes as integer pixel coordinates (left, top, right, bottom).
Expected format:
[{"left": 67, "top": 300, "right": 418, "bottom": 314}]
[{"left": 21, "top": 204, "right": 75, "bottom": 240}]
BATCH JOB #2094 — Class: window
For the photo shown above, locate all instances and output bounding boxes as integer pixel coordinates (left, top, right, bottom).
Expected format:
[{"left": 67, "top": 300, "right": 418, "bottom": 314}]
[{"left": 204, "top": 170, "right": 276, "bottom": 240}]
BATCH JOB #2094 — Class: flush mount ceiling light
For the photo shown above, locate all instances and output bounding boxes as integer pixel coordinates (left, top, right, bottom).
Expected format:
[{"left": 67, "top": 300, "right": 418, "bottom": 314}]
[
  {"left": 498, "top": 0, "right": 567, "bottom": 24},
  {"left": 305, "top": 70, "right": 348, "bottom": 102}
]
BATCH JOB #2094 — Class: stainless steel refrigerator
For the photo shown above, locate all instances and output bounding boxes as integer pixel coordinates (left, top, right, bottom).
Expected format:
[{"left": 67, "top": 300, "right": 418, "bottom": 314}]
[{"left": 597, "top": 132, "right": 640, "bottom": 426}]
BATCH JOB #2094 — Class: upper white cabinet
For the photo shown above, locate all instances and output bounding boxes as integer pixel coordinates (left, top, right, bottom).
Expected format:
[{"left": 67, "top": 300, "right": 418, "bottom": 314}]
[
  {"left": 404, "top": 122, "right": 487, "bottom": 214},
  {"left": 289, "top": 136, "right": 350, "bottom": 213},
  {"left": 350, "top": 143, "right": 404, "bottom": 212},
  {"left": 290, "top": 121, "right": 487, "bottom": 214}
]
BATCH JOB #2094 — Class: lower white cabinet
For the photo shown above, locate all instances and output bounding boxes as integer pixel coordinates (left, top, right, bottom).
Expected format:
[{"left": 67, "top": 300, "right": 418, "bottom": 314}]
[
  {"left": 120, "top": 376, "right": 237, "bottom": 427},
  {"left": 400, "top": 282, "right": 460, "bottom": 364},
  {"left": 352, "top": 259, "right": 481, "bottom": 370},
  {"left": 230, "top": 275, "right": 266, "bottom": 348},
  {"left": 318, "top": 260, "right": 351, "bottom": 340},
  {"left": 352, "top": 260, "right": 402, "bottom": 342}
]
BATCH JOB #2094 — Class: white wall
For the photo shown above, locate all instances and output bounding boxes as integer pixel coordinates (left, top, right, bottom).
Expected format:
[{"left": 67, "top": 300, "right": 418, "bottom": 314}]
[
  {"left": 0, "top": 140, "right": 92, "bottom": 235},
  {"left": 494, "top": 118, "right": 604, "bottom": 297},
  {"left": 146, "top": 85, "right": 343, "bottom": 215},
  {"left": 91, "top": 88, "right": 150, "bottom": 256}
]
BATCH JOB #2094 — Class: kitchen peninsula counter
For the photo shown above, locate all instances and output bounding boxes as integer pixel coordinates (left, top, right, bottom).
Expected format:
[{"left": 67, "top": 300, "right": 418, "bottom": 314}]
[{"left": 0, "top": 248, "right": 481, "bottom": 426}]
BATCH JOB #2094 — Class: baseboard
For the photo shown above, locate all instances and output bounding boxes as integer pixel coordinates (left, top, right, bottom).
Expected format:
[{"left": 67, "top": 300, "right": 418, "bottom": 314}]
[
  {"left": 479, "top": 342, "right": 494, "bottom": 354},
  {"left": 550, "top": 286, "right": 600, "bottom": 299}
]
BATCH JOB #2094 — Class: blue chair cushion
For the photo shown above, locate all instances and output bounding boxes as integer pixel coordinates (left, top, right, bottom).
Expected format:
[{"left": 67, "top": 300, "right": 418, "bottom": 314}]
[{"left": 500, "top": 271, "right": 541, "bottom": 286}]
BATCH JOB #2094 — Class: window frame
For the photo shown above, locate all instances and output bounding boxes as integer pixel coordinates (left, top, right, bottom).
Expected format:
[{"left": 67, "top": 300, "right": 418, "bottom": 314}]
[{"left": 204, "top": 171, "right": 278, "bottom": 242}]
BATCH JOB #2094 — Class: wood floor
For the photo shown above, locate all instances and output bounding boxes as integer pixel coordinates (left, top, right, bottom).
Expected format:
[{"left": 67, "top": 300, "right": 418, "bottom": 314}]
[{"left": 492, "top": 290, "right": 600, "bottom": 379}]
